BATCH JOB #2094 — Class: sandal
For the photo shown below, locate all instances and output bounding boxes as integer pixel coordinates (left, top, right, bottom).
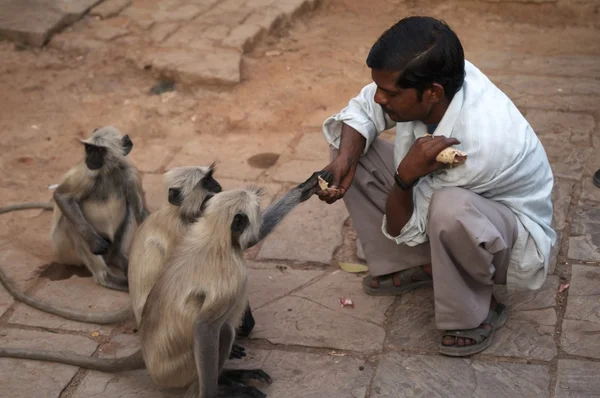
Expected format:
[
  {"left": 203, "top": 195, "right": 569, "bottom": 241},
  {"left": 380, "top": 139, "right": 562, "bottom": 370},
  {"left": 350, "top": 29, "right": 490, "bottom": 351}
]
[
  {"left": 362, "top": 266, "right": 432, "bottom": 296},
  {"left": 438, "top": 303, "right": 508, "bottom": 357},
  {"left": 594, "top": 169, "right": 600, "bottom": 188}
]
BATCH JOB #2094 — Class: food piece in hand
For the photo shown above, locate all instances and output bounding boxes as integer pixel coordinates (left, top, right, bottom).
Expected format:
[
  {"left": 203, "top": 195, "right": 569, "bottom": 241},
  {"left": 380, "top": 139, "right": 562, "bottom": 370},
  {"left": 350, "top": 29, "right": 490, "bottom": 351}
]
[
  {"left": 436, "top": 147, "right": 467, "bottom": 167},
  {"left": 318, "top": 175, "right": 329, "bottom": 190},
  {"left": 318, "top": 175, "right": 342, "bottom": 195}
]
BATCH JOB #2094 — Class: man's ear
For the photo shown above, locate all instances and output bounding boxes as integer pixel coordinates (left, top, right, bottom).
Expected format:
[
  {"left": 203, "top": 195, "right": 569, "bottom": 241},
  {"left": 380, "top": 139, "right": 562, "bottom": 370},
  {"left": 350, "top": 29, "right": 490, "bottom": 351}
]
[{"left": 428, "top": 83, "right": 445, "bottom": 103}]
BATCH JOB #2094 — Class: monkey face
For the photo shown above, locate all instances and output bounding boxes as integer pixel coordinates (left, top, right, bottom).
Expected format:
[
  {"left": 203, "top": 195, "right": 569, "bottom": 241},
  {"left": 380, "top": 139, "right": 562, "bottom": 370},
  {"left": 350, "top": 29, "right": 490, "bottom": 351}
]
[{"left": 84, "top": 143, "right": 107, "bottom": 170}]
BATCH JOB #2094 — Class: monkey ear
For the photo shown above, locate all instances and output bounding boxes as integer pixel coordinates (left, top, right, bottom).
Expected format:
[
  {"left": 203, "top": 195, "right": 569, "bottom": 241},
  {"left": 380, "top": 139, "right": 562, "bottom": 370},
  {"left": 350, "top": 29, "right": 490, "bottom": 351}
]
[
  {"left": 231, "top": 213, "right": 249, "bottom": 238},
  {"left": 122, "top": 135, "right": 133, "bottom": 155},
  {"left": 168, "top": 188, "right": 183, "bottom": 206}
]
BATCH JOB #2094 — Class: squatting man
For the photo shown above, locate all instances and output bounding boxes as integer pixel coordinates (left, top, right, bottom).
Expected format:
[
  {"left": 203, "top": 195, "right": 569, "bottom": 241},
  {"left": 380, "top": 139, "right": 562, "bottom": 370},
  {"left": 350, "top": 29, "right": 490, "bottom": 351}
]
[{"left": 316, "top": 16, "right": 555, "bottom": 356}]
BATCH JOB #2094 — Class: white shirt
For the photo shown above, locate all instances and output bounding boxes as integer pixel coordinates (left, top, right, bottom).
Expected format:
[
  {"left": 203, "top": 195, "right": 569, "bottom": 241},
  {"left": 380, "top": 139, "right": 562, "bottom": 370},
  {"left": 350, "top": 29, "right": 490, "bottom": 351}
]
[{"left": 322, "top": 60, "right": 556, "bottom": 292}]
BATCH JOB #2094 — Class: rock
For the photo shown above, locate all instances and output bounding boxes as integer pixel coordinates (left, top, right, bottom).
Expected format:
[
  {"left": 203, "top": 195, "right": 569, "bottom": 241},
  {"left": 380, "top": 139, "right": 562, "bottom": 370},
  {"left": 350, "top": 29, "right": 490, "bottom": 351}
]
[
  {"left": 247, "top": 267, "right": 325, "bottom": 309},
  {"left": 151, "top": 4, "right": 204, "bottom": 23},
  {"left": 149, "top": 22, "right": 180, "bottom": 43},
  {"left": 146, "top": 48, "right": 242, "bottom": 86},
  {"left": 0, "top": 285, "right": 14, "bottom": 318},
  {"left": 257, "top": 198, "right": 348, "bottom": 264},
  {"left": 271, "top": 159, "right": 327, "bottom": 183},
  {"left": 244, "top": 6, "right": 286, "bottom": 32},
  {"left": 256, "top": 350, "right": 373, "bottom": 398},
  {"left": 72, "top": 334, "right": 183, "bottom": 397},
  {"left": 563, "top": 265, "right": 600, "bottom": 354},
  {"left": 222, "top": 24, "right": 264, "bottom": 53},
  {"left": 370, "top": 353, "right": 550, "bottom": 397},
  {"left": 202, "top": 24, "right": 230, "bottom": 42},
  {"left": 386, "top": 305, "right": 440, "bottom": 351},
  {"left": 570, "top": 206, "right": 600, "bottom": 236},
  {"left": 9, "top": 274, "right": 129, "bottom": 335},
  {"left": 273, "top": 0, "right": 312, "bottom": 19},
  {"left": 0, "top": 328, "right": 98, "bottom": 398},
  {"left": 252, "top": 296, "right": 385, "bottom": 353},
  {"left": 293, "top": 270, "right": 394, "bottom": 325},
  {"left": 90, "top": 0, "right": 132, "bottom": 19},
  {"left": 568, "top": 235, "right": 600, "bottom": 262},
  {"left": 555, "top": 359, "right": 600, "bottom": 398}
]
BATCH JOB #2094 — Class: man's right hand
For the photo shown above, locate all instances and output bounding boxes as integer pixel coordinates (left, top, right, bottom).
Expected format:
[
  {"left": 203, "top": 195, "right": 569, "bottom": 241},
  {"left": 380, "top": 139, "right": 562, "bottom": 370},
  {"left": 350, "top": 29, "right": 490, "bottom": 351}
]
[{"left": 316, "top": 154, "right": 358, "bottom": 204}]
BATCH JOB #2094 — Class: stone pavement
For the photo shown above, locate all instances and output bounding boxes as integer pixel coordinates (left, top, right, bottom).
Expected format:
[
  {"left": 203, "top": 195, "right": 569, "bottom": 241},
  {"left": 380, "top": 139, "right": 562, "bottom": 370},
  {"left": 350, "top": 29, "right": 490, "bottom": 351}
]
[
  {"left": 0, "top": 0, "right": 323, "bottom": 86},
  {"left": 1, "top": 3, "right": 600, "bottom": 398}
]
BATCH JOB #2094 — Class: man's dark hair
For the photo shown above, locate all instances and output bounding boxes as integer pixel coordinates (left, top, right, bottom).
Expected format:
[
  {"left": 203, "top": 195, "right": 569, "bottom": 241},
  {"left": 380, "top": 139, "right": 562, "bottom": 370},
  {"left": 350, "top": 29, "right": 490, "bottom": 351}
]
[{"left": 366, "top": 16, "right": 465, "bottom": 101}]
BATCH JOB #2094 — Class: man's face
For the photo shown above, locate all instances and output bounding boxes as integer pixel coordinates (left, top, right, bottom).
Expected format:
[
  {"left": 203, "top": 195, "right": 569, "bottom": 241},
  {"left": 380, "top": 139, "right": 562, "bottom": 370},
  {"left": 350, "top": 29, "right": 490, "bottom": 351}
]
[{"left": 371, "top": 69, "right": 434, "bottom": 123}]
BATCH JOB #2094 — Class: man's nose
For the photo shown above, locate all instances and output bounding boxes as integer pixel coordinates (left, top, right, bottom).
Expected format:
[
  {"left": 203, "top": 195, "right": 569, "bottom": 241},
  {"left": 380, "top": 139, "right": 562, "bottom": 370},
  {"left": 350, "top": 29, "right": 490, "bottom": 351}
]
[{"left": 374, "top": 90, "right": 386, "bottom": 105}]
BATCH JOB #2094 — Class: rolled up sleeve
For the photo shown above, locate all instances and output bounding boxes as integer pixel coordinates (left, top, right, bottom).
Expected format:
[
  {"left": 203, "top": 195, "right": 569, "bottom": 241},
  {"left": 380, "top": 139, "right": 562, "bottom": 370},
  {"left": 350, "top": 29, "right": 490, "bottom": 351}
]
[
  {"left": 380, "top": 184, "right": 430, "bottom": 246},
  {"left": 322, "top": 82, "right": 396, "bottom": 155}
]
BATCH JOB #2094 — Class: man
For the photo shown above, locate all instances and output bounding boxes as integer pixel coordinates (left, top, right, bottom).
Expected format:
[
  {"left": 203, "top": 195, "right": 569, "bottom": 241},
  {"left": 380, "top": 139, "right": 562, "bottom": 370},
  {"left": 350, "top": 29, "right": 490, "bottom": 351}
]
[{"left": 317, "top": 16, "right": 556, "bottom": 357}]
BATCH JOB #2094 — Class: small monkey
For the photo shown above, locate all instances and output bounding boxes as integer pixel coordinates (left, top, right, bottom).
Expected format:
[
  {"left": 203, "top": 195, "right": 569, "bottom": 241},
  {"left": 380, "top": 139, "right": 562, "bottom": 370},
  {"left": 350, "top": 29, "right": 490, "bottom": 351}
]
[
  {"left": 0, "top": 126, "right": 148, "bottom": 297},
  {"left": 0, "top": 170, "right": 333, "bottom": 397}
]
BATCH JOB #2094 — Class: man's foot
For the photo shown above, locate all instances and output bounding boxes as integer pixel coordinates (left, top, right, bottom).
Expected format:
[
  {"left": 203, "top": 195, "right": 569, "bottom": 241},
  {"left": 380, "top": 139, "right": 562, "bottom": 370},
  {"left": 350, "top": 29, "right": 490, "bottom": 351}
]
[
  {"left": 361, "top": 264, "right": 432, "bottom": 296},
  {"left": 438, "top": 297, "right": 508, "bottom": 357}
]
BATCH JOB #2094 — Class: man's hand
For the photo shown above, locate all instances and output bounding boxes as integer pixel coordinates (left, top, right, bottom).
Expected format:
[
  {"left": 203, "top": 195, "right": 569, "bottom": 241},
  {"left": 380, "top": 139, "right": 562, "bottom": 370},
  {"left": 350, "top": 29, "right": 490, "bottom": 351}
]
[
  {"left": 396, "top": 135, "right": 461, "bottom": 184},
  {"left": 316, "top": 154, "right": 357, "bottom": 204}
]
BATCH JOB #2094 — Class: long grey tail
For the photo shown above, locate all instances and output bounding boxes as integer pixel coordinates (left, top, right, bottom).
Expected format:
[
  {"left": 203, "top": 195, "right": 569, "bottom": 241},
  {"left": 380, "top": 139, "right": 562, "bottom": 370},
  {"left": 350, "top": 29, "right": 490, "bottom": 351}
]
[
  {"left": 0, "top": 202, "right": 54, "bottom": 214},
  {"left": 0, "top": 347, "right": 145, "bottom": 372},
  {"left": 0, "top": 268, "right": 133, "bottom": 324}
]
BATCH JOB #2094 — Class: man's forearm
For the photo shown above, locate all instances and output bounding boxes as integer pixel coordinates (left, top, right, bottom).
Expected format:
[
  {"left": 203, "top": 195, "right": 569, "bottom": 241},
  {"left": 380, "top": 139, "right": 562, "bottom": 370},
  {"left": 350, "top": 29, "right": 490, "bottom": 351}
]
[
  {"left": 337, "top": 123, "right": 366, "bottom": 167},
  {"left": 384, "top": 184, "right": 414, "bottom": 237}
]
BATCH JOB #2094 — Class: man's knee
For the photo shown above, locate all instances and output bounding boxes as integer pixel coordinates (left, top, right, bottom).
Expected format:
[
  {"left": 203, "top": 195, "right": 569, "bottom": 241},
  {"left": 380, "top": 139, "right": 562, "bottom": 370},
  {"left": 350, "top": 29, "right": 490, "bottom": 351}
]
[{"left": 427, "top": 187, "right": 473, "bottom": 234}]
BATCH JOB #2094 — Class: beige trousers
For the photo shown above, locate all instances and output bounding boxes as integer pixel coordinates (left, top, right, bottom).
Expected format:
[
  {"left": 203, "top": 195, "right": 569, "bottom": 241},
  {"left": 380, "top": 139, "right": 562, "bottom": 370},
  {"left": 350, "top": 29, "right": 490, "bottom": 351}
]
[{"left": 335, "top": 138, "right": 518, "bottom": 330}]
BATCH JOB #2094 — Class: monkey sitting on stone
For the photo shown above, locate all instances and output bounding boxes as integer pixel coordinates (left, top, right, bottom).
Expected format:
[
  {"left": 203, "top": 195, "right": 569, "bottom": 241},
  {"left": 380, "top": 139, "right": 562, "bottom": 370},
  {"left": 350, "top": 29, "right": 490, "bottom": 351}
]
[
  {"left": 0, "top": 126, "right": 148, "bottom": 299},
  {"left": 0, "top": 170, "right": 333, "bottom": 398}
]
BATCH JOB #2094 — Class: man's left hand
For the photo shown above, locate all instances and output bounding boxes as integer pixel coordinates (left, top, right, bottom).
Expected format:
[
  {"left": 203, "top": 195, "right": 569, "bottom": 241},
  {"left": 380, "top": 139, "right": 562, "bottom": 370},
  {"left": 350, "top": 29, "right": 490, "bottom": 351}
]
[{"left": 396, "top": 135, "right": 461, "bottom": 184}]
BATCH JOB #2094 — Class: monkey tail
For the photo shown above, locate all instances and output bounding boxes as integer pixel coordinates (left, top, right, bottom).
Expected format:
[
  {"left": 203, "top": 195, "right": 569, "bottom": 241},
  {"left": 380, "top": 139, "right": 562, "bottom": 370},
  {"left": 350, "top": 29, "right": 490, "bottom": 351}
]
[
  {"left": 0, "top": 347, "right": 145, "bottom": 372},
  {"left": 0, "top": 202, "right": 54, "bottom": 214},
  {"left": 0, "top": 268, "right": 133, "bottom": 324}
]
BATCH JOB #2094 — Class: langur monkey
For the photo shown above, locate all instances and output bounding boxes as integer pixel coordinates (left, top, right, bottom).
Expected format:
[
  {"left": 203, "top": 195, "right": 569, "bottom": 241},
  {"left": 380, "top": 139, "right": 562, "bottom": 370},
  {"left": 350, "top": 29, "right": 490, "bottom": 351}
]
[
  {"left": 0, "top": 170, "right": 333, "bottom": 397},
  {"left": 0, "top": 126, "right": 148, "bottom": 298}
]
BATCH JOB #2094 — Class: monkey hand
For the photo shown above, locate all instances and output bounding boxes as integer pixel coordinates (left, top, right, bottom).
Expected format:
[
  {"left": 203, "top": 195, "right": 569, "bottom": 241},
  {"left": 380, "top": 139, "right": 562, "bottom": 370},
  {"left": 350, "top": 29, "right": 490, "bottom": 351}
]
[
  {"left": 229, "top": 344, "right": 247, "bottom": 359},
  {"left": 298, "top": 170, "right": 334, "bottom": 202},
  {"left": 88, "top": 233, "right": 111, "bottom": 255}
]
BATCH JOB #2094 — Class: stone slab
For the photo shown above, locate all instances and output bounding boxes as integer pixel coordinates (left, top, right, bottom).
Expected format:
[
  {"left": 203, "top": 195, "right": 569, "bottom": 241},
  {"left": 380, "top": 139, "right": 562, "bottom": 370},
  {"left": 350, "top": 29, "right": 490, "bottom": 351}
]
[
  {"left": 5, "top": 209, "right": 54, "bottom": 259},
  {"left": 466, "top": 51, "right": 512, "bottom": 70},
  {"left": 257, "top": 198, "right": 348, "bottom": 264},
  {"left": 527, "top": 110, "right": 594, "bottom": 147},
  {"left": 72, "top": 334, "right": 183, "bottom": 397},
  {"left": 509, "top": 55, "right": 600, "bottom": 79},
  {"left": 145, "top": 48, "right": 242, "bottom": 86},
  {"left": 555, "top": 359, "right": 600, "bottom": 398},
  {"left": 0, "top": 284, "right": 14, "bottom": 317},
  {"left": 293, "top": 270, "right": 394, "bottom": 325},
  {"left": 257, "top": 350, "right": 373, "bottom": 398},
  {"left": 580, "top": 178, "right": 600, "bottom": 206},
  {"left": 222, "top": 23, "right": 264, "bottom": 53},
  {"left": 513, "top": 94, "right": 599, "bottom": 113},
  {"left": 385, "top": 305, "right": 440, "bottom": 351},
  {"left": 271, "top": 159, "right": 326, "bottom": 184},
  {"left": 493, "top": 275, "right": 559, "bottom": 311},
  {"left": 291, "top": 131, "right": 331, "bottom": 161},
  {"left": 93, "top": 24, "right": 129, "bottom": 41},
  {"left": 252, "top": 295, "right": 385, "bottom": 353},
  {"left": 540, "top": 138, "right": 592, "bottom": 181},
  {"left": 370, "top": 353, "right": 550, "bottom": 398},
  {"left": 561, "top": 319, "right": 600, "bottom": 359},
  {"left": 0, "top": 328, "right": 98, "bottom": 398},
  {"left": 129, "top": 139, "right": 178, "bottom": 173},
  {"left": 148, "top": 22, "right": 179, "bottom": 43},
  {"left": 570, "top": 206, "right": 600, "bottom": 236},
  {"left": 141, "top": 173, "right": 167, "bottom": 212},
  {"left": 491, "top": 75, "right": 600, "bottom": 97},
  {"left": 552, "top": 178, "right": 574, "bottom": 232},
  {"left": 0, "top": 243, "right": 47, "bottom": 290},
  {"left": 568, "top": 236, "right": 600, "bottom": 262},
  {"left": 0, "top": 0, "right": 67, "bottom": 47},
  {"left": 247, "top": 267, "right": 325, "bottom": 309},
  {"left": 90, "top": 0, "right": 132, "bottom": 19},
  {"left": 167, "top": 134, "right": 290, "bottom": 180},
  {"left": 9, "top": 275, "right": 129, "bottom": 335},
  {"left": 485, "top": 308, "right": 557, "bottom": 361}
]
